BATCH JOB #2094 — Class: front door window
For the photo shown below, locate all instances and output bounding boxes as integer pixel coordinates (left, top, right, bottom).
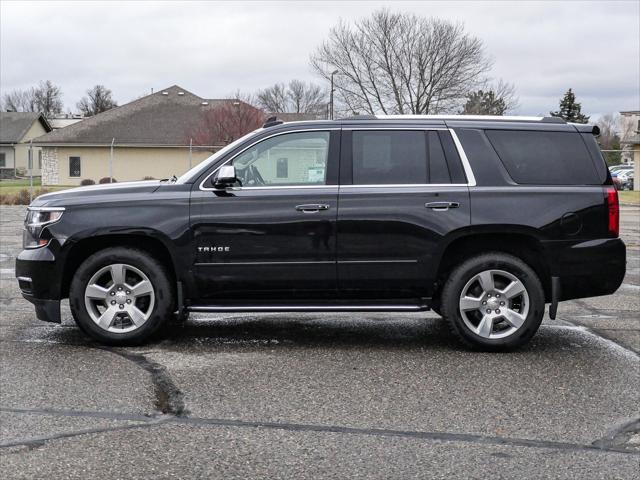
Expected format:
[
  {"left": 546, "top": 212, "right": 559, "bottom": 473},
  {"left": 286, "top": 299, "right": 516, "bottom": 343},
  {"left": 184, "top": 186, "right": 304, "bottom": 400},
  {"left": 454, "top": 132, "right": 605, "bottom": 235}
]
[{"left": 230, "top": 131, "right": 330, "bottom": 187}]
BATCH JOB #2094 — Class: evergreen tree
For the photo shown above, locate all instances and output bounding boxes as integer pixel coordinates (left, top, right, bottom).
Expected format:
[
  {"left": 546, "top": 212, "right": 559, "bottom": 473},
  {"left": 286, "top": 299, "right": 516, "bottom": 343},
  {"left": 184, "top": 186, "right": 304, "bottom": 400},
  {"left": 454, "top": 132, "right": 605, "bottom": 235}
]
[
  {"left": 460, "top": 90, "right": 507, "bottom": 115},
  {"left": 550, "top": 88, "right": 589, "bottom": 123}
]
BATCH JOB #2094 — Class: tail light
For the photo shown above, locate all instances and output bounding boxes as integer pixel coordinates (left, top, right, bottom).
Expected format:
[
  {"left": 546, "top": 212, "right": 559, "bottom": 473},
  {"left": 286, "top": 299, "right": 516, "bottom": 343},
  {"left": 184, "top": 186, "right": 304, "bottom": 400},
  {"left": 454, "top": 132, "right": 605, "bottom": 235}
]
[{"left": 606, "top": 187, "right": 619, "bottom": 237}]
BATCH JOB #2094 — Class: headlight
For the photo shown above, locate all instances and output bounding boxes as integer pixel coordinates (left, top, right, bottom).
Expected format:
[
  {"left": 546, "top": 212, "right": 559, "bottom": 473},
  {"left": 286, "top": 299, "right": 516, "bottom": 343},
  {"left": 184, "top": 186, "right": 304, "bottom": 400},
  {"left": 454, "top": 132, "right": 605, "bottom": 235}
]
[{"left": 23, "top": 207, "right": 64, "bottom": 249}]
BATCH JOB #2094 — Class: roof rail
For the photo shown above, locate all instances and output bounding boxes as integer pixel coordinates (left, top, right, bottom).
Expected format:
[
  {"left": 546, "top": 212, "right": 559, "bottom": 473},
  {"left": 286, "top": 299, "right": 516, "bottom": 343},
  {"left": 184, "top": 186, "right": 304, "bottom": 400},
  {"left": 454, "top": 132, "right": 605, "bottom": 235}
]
[
  {"left": 356, "top": 115, "right": 569, "bottom": 123},
  {"left": 541, "top": 116, "right": 566, "bottom": 124},
  {"left": 263, "top": 116, "right": 284, "bottom": 128}
]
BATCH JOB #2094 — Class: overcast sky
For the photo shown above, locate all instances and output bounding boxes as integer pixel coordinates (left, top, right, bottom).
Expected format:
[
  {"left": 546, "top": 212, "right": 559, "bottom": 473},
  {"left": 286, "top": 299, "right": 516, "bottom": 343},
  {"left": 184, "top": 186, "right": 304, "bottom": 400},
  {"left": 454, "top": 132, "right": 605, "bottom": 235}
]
[{"left": 1, "top": 1, "right": 638, "bottom": 118}]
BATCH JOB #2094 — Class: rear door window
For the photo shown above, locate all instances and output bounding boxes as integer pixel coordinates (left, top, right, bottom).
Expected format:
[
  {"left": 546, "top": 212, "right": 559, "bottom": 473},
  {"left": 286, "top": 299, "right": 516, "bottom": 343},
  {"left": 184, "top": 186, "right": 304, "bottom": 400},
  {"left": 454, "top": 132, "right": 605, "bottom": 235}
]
[
  {"left": 485, "top": 130, "right": 600, "bottom": 185},
  {"left": 351, "top": 130, "right": 465, "bottom": 185}
]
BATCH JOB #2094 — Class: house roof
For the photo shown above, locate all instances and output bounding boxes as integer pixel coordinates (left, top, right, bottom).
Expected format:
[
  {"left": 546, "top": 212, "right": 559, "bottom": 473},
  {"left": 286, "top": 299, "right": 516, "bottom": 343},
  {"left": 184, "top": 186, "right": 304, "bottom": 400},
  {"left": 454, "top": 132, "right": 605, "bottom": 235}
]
[
  {"left": 33, "top": 85, "right": 255, "bottom": 146},
  {"left": 0, "top": 112, "right": 52, "bottom": 144}
]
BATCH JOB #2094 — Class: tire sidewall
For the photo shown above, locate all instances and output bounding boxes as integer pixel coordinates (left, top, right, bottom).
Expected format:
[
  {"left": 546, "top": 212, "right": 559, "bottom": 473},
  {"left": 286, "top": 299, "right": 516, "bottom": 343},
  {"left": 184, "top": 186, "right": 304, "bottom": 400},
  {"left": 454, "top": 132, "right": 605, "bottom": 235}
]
[
  {"left": 442, "top": 253, "right": 545, "bottom": 350},
  {"left": 70, "top": 247, "right": 174, "bottom": 345}
]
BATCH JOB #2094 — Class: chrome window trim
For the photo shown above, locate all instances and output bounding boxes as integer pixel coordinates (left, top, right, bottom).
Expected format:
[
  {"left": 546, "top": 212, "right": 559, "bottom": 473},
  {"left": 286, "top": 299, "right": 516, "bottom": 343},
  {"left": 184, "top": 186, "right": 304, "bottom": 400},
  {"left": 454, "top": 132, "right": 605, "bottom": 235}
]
[
  {"left": 339, "top": 184, "right": 468, "bottom": 189},
  {"left": 197, "top": 126, "right": 477, "bottom": 191},
  {"left": 448, "top": 128, "right": 477, "bottom": 187},
  {"left": 346, "top": 127, "right": 476, "bottom": 188},
  {"left": 342, "top": 127, "right": 448, "bottom": 131},
  {"left": 198, "top": 128, "right": 340, "bottom": 191},
  {"left": 223, "top": 185, "right": 339, "bottom": 191}
]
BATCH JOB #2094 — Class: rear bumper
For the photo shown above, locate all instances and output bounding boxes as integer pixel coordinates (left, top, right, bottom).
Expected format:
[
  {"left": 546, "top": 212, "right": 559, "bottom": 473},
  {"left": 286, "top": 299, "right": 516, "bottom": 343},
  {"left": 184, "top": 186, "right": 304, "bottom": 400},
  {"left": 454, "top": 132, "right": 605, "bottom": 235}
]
[
  {"left": 543, "top": 238, "right": 626, "bottom": 301},
  {"left": 15, "top": 246, "right": 63, "bottom": 323}
]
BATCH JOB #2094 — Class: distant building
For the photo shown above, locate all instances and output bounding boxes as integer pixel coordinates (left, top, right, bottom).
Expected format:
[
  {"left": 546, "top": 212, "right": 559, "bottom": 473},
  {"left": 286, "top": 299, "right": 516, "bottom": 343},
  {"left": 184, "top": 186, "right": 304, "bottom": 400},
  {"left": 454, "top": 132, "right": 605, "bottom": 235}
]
[
  {"left": 33, "top": 85, "right": 260, "bottom": 185},
  {"left": 619, "top": 110, "right": 639, "bottom": 191},
  {"left": 0, "top": 112, "right": 52, "bottom": 178},
  {"left": 49, "top": 113, "right": 84, "bottom": 130}
]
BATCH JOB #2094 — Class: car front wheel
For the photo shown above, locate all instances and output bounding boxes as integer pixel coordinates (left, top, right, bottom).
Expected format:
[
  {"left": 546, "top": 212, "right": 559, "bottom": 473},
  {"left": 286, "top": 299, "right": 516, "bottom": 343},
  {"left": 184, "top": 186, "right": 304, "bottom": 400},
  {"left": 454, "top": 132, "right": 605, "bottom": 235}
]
[
  {"left": 441, "top": 252, "right": 545, "bottom": 351},
  {"left": 69, "top": 247, "right": 174, "bottom": 345}
]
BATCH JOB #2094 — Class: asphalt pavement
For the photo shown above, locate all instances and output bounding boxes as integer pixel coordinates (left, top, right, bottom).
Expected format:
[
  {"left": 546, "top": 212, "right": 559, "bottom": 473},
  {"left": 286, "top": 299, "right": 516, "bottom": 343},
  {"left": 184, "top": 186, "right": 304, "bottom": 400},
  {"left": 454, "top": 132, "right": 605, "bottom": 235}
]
[{"left": 1, "top": 205, "right": 638, "bottom": 479}]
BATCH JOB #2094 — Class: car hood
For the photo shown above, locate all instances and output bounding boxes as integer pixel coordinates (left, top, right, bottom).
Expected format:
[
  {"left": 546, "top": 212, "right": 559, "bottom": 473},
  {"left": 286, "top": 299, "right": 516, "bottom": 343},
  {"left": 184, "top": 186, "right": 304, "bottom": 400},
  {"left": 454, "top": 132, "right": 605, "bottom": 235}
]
[{"left": 31, "top": 181, "right": 163, "bottom": 207}]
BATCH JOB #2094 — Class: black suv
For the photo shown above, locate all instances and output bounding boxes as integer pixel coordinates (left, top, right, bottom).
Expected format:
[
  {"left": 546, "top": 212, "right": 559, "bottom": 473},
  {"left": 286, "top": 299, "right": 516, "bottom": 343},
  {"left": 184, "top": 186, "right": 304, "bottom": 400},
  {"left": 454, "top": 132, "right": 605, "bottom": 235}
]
[{"left": 16, "top": 115, "right": 625, "bottom": 349}]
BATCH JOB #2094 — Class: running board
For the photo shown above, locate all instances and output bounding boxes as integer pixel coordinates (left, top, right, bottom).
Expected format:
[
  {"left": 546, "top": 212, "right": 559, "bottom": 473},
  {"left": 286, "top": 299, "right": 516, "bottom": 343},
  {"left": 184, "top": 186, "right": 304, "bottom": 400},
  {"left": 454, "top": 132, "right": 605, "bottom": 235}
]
[{"left": 187, "top": 304, "right": 429, "bottom": 313}]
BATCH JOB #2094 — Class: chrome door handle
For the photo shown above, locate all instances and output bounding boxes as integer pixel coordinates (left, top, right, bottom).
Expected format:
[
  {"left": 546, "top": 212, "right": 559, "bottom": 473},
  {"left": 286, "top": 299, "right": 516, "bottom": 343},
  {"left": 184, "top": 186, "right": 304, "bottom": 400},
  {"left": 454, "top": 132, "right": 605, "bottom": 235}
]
[
  {"left": 425, "top": 201, "right": 460, "bottom": 211},
  {"left": 295, "top": 204, "right": 330, "bottom": 213}
]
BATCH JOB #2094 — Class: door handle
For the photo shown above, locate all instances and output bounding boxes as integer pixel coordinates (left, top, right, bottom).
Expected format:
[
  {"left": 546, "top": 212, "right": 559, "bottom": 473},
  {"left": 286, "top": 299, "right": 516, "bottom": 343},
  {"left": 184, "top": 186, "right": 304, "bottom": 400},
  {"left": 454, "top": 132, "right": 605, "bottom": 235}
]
[
  {"left": 295, "top": 204, "right": 330, "bottom": 213},
  {"left": 425, "top": 201, "right": 460, "bottom": 211}
]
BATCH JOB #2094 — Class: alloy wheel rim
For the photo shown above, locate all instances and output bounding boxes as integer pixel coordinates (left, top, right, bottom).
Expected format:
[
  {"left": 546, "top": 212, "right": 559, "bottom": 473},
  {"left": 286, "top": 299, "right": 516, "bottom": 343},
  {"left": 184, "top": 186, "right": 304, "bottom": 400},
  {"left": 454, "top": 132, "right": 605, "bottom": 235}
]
[
  {"left": 458, "top": 269, "right": 529, "bottom": 339},
  {"left": 84, "top": 263, "right": 155, "bottom": 333}
]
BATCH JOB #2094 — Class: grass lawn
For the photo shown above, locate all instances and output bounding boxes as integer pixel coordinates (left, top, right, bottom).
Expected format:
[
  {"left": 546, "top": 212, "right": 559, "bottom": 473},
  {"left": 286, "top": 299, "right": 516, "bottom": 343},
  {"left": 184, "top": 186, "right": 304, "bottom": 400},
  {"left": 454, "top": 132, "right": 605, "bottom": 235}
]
[
  {"left": 0, "top": 178, "right": 74, "bottom": 195},
  {"left": 619, "top": 191, "right": 640, "bottom": 205}
]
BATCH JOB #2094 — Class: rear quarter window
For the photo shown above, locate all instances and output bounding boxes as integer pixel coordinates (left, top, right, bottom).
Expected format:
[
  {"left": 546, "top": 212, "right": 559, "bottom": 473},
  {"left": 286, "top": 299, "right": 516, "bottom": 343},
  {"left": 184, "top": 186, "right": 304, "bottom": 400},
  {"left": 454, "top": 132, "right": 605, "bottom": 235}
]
[{"left": 485, "top": 130, "right": 601, "bottom": 185}]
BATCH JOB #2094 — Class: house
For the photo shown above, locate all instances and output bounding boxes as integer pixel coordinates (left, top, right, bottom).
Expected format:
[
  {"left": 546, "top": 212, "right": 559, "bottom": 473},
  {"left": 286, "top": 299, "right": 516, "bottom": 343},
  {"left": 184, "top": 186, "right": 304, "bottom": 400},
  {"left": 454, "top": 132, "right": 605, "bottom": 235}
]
[
  {"left": 33, "top": 85, "right": 260, "bottom": 185},
  {"left": 619, "top": 110, "right": 639, "bottom": 191},
  {"left": 0, "top": 112, "right": 52, "bottom": 178}
]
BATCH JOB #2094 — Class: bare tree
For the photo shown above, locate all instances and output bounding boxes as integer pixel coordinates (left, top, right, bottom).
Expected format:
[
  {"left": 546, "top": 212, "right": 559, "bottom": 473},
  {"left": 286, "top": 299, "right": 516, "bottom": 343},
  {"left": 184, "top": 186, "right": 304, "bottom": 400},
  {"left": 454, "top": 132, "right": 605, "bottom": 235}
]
[
  {"left": 257, "top": 80, "right": 327, "bottom": 113},
  {"left": 33, "top": 80, "right": 64, "bottom": 117},
  {"left": 287, "top": 80, "right": 326, "bottom": 113},
  {"left": 3, "top": 81, "right": 63, "bottom": 117},
  {"left": 187, "top": 100, "right": 266, "bottom": 146},
  {"left": 2, "top": 88, "right": 37, "bottom": 112},
  {"left": 490, "top": 79, "right": 519, "bottom": 113},
  {"left": 311, "top": 10, "right": 491, "bottom": 115},
  {"left": 77, "top": 85, "right": 118, "bottom": 116},
  {"left": 597, "top": 114, "right": 620, "bottom": 148},
  {"left": 257, "top": 83, "right": 288, "bottom": 113}
]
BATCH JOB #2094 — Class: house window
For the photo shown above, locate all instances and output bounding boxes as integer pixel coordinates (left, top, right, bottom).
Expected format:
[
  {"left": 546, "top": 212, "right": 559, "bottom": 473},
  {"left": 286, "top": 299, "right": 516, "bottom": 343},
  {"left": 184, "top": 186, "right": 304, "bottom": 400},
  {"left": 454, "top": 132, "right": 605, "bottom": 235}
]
[
  {"left": 69, "top": 156, "right": 81, "bottom": 177},
  {"left": 0, "top": 152, "right": 5, "bottom": 168},
  {"left": 276, "top": 158, "right": 288, "bottom": 178},
  {"left": 38, "top": 150, "right": 43, "bottom": 170}
]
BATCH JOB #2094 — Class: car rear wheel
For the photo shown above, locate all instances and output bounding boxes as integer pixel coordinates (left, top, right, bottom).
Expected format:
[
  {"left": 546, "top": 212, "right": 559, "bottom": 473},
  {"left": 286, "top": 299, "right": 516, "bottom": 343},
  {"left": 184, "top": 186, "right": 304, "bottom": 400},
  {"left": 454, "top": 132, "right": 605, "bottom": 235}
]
[
  {"left": 441, "top": 252, "right": 544, "bottom": 350},
  {"left": 70, "top": 247, "right": 174, "bottom": 345}
]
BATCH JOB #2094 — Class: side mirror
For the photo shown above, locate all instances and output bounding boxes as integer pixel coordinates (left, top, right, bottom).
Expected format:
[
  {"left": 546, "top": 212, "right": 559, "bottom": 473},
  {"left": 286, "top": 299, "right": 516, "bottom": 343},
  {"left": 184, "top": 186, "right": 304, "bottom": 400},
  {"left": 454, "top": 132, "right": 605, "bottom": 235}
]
[{"left": 214, "top": 165, "right": 237, "bottom": 188}]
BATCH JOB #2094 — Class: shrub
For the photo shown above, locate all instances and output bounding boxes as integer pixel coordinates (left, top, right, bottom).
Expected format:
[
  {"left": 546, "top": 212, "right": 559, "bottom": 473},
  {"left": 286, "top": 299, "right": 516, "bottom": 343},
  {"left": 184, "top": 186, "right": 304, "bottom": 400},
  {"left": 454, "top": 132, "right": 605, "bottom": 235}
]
[
  {"left": 80, "top": 179, "right": 96, "bottom": 186},
  {"left": 99, "top": 177, "right": 117, "bottom": 184},
  {"left": 0, "top": 188, "right": 52, "bottom": 205}
]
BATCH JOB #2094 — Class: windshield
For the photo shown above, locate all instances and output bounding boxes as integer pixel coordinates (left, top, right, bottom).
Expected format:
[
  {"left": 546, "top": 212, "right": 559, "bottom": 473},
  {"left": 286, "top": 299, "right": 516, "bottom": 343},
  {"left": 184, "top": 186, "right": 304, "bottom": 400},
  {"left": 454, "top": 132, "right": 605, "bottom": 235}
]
[{"left": 175, "top": 128, "right": 263, "bottom": 184}]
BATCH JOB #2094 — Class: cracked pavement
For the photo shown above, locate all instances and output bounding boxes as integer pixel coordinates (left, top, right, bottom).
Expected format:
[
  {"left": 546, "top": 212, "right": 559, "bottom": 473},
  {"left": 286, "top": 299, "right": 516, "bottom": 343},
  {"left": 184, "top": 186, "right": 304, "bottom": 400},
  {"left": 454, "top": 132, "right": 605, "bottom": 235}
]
[{"left": 1, "top": 205, "right": 639, "bottom": 479}]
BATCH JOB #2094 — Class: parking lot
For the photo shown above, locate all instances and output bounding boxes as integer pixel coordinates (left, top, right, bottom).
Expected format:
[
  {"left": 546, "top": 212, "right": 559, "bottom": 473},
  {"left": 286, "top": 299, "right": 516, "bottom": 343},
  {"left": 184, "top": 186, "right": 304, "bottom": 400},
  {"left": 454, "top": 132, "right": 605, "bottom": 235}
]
[{"left": 0, "top": 204, "right": 638, "bottom": 478}]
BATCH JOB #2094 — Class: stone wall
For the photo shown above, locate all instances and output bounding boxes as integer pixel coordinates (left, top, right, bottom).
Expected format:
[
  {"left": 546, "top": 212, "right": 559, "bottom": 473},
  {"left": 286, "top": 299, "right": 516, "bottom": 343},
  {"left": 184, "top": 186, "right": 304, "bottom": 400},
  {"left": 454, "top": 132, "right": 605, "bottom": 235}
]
[{"left": 41, "top": 147, "right": 59, "bottom": 185}]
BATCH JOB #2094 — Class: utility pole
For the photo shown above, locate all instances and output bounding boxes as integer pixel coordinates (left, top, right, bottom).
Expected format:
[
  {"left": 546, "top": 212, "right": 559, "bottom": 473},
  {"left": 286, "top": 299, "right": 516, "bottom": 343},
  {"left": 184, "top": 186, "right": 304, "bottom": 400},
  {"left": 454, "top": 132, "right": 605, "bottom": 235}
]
[
  {"left": 189, "top": 138, "right": 193, "bottom": 169},
  {"left": 28, "top": 141, "right": 33, "bottom": 203},
  {"left": 329, "top": 70, "right": 339, "bottom": 120},
  {"left": 110, "top": 138, "right": 115, "bottom": 182}
]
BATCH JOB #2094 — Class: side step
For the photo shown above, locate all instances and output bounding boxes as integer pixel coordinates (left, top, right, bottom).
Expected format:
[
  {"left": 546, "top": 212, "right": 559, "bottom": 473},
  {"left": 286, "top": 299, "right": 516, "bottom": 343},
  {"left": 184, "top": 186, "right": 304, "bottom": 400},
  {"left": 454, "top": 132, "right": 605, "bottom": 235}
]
[{"left": 187, "top": 304, "right": 429, "bottom": 313}]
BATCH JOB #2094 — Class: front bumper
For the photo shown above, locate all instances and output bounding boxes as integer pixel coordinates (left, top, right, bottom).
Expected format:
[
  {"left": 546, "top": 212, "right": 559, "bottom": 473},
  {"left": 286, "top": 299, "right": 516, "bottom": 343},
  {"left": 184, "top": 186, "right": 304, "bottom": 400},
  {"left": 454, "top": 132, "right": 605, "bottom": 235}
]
[{"left": 15, "top": 246, "right": 63, "bottom": 323}]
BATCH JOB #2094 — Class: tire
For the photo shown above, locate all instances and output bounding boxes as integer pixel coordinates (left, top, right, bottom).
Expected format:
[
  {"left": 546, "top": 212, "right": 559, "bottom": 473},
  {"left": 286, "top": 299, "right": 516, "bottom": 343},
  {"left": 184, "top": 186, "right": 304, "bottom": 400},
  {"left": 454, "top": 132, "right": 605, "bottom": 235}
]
[
  {"left": 441, "top": 252, "right": 544, "bottom": 351},
  {"left": 69, "top": 247, "right": 174, "bottom": 345}
]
